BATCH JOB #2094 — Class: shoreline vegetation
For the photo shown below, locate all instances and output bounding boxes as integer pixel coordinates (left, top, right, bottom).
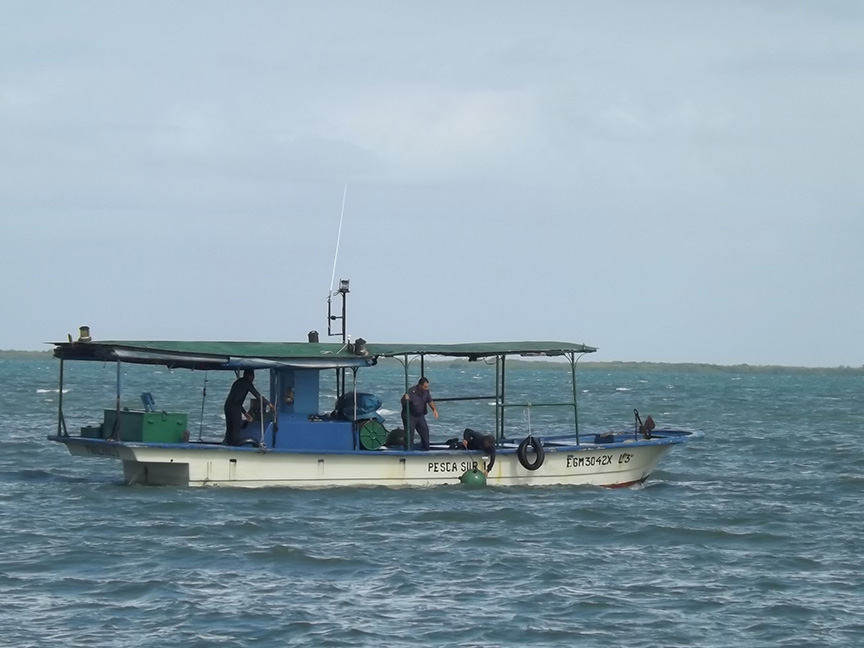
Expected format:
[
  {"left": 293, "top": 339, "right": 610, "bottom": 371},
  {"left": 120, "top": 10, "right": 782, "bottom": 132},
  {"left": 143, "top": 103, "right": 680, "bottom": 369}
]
[{"left": 1, "top": 349, "right": 861, "bottom": 373}]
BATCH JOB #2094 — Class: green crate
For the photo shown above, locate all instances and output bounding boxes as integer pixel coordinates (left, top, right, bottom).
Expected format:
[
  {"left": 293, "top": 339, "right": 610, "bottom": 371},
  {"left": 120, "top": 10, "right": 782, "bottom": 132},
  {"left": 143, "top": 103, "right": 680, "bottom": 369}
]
[
  {"left": 80, "top": 425, "right": 105, "bottom": 439},
  {"left": 103, "top": 410, "right": 188, "bottom": 443}
]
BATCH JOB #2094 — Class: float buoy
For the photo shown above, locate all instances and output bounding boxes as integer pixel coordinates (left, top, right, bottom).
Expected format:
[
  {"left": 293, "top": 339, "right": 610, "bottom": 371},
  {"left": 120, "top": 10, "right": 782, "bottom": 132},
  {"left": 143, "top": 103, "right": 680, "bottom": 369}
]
[
  {"left": 517, "top": 436, "right": 545, "bottom": 470},
  {"left": 459, "top": 468, "right": 487, "bottom": 487}
]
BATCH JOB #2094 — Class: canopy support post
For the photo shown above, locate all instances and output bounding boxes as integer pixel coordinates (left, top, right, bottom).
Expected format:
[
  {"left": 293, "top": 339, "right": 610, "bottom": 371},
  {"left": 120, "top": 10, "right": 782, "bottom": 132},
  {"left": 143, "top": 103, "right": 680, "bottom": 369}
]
[
  {"left": 500, "top": 355, "right": 506, "bottom": 440},
  {"left": 351, "top": 367, "right": 359, "bottom": 450},
  {"left": 402, "top": 355, "right": 410, "bottom": 450},
  {"left": 197, "top": 371, "right": 208, "bottom": 442},
  {"left": 271, "top": 370, "right": 280, "bottom": 447},
  {"left": 494, "top": 355, "right": 501, "bottom": 441},
  {"left": 569, "top": 352, "right": 581, "bottom": 444},
  {"left": 109, "top": 360, "right": 122, "bottom": 441},
  {"left": 57, "top": 358, "right": 68, "bottom": 437}
]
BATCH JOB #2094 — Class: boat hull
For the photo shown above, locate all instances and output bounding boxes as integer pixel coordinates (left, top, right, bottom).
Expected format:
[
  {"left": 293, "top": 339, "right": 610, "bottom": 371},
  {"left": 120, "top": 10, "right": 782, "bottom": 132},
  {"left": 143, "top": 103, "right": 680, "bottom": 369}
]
[{"left": 48, "top": 431, "right": 691, "bottom": 488}]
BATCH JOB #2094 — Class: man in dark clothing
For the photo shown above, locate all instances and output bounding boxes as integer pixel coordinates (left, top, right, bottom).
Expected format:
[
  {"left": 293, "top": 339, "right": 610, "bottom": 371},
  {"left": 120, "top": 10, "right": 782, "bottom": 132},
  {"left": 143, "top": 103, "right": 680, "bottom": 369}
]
[
  {"left": 223, "top": 369, "right": 274, "bottom": 446},
  {"left": 401, "top": 377, "right": 438, "bottom": 451},
  {"left": 461, "top": 428, "right": 496, "bottom": 475}
]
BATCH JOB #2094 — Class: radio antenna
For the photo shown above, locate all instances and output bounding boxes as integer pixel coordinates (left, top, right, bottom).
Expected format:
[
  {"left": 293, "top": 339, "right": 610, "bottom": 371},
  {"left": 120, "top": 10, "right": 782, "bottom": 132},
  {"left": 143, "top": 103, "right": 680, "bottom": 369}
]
[{"left": 328, "top": 184, "right": 348, "bottom": 296}]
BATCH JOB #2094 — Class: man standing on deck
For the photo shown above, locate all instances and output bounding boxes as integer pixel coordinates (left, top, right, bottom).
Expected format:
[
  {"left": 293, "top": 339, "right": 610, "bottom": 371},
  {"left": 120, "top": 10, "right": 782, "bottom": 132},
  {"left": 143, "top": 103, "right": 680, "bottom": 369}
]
[
  {"left": 223, "top": 369, "right": 274, "bottom": 446},
  {"left": 401, "top": 377, "right": 438, "bottom": 451}
]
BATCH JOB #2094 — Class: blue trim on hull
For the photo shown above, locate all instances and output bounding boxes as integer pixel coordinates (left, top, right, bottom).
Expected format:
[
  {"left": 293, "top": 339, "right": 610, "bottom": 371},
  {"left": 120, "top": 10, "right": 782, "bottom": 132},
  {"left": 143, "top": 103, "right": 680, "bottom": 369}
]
[{"left": 47, "top": 428, "right": 694, "bottom": 456}]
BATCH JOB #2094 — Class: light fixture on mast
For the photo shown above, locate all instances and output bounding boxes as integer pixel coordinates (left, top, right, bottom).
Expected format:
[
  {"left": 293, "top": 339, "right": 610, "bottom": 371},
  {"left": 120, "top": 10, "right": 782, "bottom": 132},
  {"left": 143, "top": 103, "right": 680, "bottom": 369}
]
[{"left": 327, "top": 278, "right": 350, "bottom": 343}]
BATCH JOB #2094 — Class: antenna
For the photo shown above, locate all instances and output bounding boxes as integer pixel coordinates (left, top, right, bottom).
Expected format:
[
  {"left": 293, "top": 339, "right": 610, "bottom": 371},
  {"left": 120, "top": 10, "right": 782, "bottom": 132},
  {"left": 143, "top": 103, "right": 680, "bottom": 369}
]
[
  {"left": 328, "top": 184, "right": 348, "bottom": 295},
  {"left": 325, "top": 185, "right": 351, "bottom": 405},
  {"left": 327, "top": 184, "right": 350, "bottom": 343}
]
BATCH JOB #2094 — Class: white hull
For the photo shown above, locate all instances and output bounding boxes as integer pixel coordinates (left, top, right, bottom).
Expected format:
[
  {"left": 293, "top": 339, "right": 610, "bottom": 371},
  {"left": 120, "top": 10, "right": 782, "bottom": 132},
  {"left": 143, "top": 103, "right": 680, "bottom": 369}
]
[{"left": 52, "top": 434, "right": 684, "bottom": 488}]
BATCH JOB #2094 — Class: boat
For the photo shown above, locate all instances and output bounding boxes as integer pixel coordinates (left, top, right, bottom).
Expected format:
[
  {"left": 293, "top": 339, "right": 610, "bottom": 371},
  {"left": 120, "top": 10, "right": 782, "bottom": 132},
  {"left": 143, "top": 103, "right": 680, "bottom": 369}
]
[{"left": 47, "top": 291, "right": 694, "bottom": 488}]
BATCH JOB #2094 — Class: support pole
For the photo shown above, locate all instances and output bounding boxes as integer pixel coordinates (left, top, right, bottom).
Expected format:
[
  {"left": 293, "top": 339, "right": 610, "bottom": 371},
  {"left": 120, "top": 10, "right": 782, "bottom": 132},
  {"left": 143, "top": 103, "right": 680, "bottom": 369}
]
[
  {"left": 272, "top": 371, "right": 280, "bottom": 447},
  {"left": 258, "top": 396, "right": 265, "bottom": 446},
  {"left": 494, "top": 355, "right": 501, "bottom": 441},
  {"left": 569, "top": 352, "right": 580, "bottom": 443},
  {"left": 351, "top": 367, "right": 358, "bottom": 450},
  {"left": 500, "top": 355, "right": 507, "bottom": 440},
  {"left": 111, "top": 360, "right": 121, "bottom": 441},
  {"left": 198, "top": 371, "right": 208, "bottom": 442},
  {"left": 402, "top": 355, "right": 410, "bottom": 450},
  {"left": 57, "top": 359, "right": 67, "bottom": 437}
]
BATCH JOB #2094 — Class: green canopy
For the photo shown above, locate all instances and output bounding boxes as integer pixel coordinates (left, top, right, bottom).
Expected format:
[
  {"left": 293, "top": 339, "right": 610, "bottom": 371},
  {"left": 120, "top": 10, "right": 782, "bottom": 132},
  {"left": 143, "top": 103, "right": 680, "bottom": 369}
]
[
  {"left": 367, "top": 341, "right": 597, "bottom": 359},
  {"left": 52, "top": 339, "right": 596, "bottom": 370}
]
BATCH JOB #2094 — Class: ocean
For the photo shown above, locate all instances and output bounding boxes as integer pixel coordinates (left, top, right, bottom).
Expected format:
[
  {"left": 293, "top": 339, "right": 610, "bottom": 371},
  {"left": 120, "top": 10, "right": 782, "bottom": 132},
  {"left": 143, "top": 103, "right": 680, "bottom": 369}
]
[{"left": 1, "top": 356, "right": 862, "bottom": 647}]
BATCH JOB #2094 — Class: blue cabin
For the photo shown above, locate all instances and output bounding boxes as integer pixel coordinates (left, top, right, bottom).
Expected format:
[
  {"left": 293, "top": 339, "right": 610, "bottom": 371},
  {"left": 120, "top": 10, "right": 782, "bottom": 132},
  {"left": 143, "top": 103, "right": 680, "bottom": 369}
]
[{"left": 249, "top": 368, "right": 385, "bottom": 452}]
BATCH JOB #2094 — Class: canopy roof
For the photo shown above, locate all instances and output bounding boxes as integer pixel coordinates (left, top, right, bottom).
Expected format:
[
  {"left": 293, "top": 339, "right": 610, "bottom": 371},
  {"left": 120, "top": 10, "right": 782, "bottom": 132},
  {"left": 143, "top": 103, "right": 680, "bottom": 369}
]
[
  {"left": 52, "top": 339, "right": 597, "bottom": 370},
  {"left": 369, "top": 341, "right": 597, "bottom": 359}
]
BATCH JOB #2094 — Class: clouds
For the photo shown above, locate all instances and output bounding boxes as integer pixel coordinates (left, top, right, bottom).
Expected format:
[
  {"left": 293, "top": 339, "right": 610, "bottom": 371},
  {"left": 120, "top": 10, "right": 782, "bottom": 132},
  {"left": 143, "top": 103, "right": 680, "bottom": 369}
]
[
  {"left": 312, "top": 84, "right": 539, "bottom": 179},
  {"left": 1, "top": 1, "right": 863, "bottom": 365}
]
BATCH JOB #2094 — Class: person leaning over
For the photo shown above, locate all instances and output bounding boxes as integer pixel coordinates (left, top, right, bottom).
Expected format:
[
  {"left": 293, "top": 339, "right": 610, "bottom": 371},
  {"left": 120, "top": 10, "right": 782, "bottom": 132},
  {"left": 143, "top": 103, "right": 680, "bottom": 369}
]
[
  {"left": 401, "top": 377, "right": 438, "bottom": 451},
  {"left": 223, "top": 369, "right": 274, "bottom": 446},
  {"left": 462, "top": 428, "right": 496, "bottom": 476}
]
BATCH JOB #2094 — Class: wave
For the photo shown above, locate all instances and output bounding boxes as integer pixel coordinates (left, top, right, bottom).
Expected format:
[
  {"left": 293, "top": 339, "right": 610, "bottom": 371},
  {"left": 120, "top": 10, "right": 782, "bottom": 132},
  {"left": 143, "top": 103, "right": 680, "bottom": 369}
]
[{"left": 36, "top": 388, "right": 70, "bottom": 394}]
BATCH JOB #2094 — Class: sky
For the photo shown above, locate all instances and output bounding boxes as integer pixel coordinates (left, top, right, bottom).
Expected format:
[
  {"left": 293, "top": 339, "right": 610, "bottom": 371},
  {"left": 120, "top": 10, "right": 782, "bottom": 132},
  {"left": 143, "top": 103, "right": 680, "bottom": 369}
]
[{"left": 1, "top": 1, "right": 862, "bottom": 367}]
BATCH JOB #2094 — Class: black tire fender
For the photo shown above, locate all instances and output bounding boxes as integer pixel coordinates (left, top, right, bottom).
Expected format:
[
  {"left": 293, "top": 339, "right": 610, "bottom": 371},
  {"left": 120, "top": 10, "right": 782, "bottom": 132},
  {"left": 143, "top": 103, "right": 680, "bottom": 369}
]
[{"left": 517, "top": 436, "right": 545, "bottom": 471}]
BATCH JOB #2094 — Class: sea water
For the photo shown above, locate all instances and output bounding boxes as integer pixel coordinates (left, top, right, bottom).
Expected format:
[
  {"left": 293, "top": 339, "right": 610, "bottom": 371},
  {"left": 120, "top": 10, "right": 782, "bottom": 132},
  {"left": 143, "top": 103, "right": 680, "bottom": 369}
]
[{"left": 1, "top": 356, "right": 863, "bottom": 647}]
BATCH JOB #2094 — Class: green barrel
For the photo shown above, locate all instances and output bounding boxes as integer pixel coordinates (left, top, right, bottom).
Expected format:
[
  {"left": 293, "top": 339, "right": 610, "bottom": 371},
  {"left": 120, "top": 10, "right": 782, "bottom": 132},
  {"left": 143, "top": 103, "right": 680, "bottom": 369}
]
[{"left": 358, "top": 420, "right": 388, "bottom": 450}]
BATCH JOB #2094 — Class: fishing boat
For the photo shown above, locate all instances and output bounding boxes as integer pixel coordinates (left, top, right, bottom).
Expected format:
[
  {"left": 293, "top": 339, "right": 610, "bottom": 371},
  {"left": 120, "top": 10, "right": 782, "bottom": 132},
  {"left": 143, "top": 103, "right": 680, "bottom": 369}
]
[{"left": 47, "top": 287, "right": 694, "bottom": 488}]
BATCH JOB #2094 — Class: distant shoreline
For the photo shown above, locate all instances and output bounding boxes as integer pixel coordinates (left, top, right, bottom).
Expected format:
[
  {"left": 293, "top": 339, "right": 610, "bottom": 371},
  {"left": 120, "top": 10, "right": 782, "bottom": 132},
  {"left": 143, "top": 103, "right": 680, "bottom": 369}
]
[
  {"left": 1, "top": 349, "right": 861, "bottom": 373},
  {"left": 0, "top": 350, "right": 54, "bottom": 360}
]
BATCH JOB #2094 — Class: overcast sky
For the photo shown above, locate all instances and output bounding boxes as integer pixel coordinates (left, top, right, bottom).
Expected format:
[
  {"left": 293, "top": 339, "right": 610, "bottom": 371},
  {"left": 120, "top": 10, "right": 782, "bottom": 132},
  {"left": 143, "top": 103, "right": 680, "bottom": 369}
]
[{"left": 1, "top": 1, "right": 862, "bottom": 366}]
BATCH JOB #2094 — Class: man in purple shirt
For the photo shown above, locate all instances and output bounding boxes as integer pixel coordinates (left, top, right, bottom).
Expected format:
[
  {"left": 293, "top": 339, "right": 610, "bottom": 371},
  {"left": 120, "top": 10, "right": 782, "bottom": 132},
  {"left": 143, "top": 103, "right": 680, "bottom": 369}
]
[{"left": 401, "top": 377, "right": 439, "bottom": 451}]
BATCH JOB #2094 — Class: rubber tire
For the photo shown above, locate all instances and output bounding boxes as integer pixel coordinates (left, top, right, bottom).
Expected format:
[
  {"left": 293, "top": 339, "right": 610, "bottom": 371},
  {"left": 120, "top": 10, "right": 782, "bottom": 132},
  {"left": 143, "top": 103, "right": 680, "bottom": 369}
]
[{"left": 517, "top": 436, "right": 545, "bottom": 471}]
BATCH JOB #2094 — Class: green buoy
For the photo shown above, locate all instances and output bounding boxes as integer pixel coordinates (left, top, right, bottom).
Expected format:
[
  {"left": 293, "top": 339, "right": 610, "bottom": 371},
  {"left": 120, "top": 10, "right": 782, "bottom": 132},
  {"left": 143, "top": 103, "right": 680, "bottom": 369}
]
[{"left": 459, "top": 468, "right": 487, "bottom": 487}]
